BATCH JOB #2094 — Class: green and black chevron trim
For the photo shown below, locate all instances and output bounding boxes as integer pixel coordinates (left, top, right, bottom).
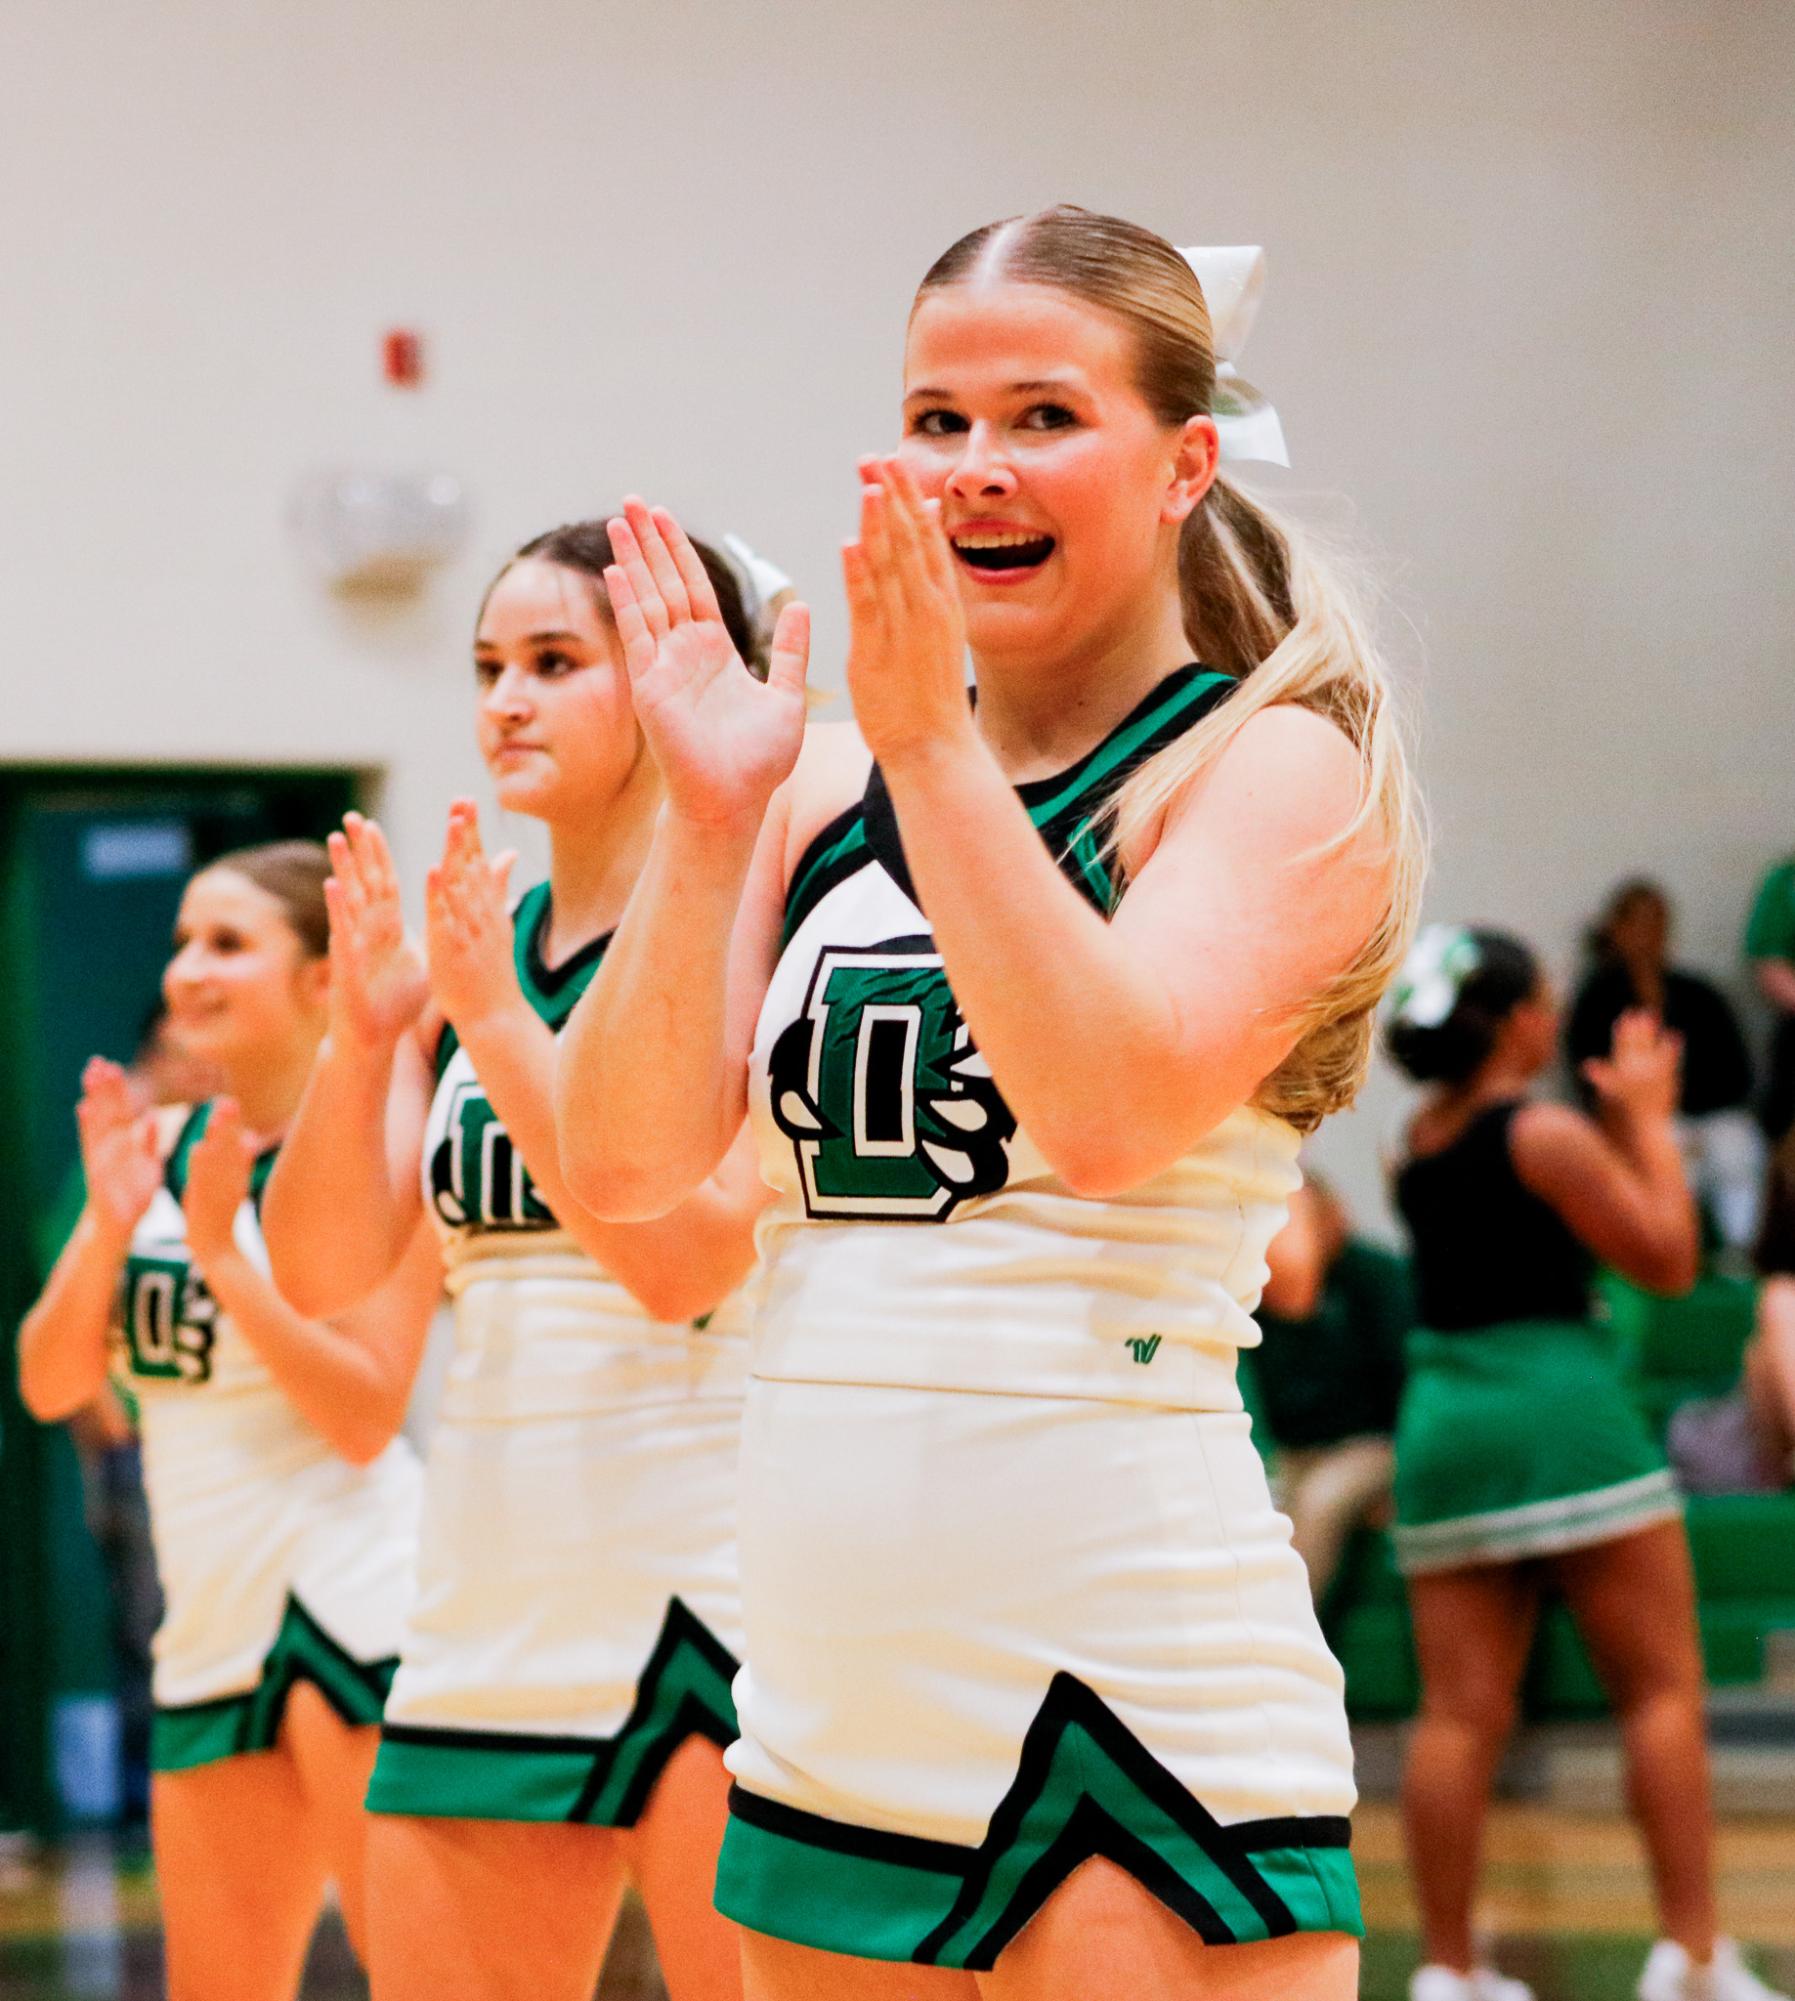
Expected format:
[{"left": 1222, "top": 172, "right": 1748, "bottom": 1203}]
[
  {"left": 151, "top": 1594, "right": 397, "bottom": 1773},
  {"left": 514, "top": 882, "right": 611, "bottom": 1027},
  {"left": 780, "top": 667, "right": 1234, "bottom": 947},
  {"left": 1023, "top": 667, "right": 1237, "bottom": 915},
  {"left": 366, "top": 1597, "right": 739, "bottom": 1827},
  {"left": 164, "top": 1102, "right": 278, "bottom": 1213},
  {"left": 781, "top": 808, "right": 873, "bottom": 952},
  {"left": 715, "top": 1670, "right": 1360, "bottom": 1969}
]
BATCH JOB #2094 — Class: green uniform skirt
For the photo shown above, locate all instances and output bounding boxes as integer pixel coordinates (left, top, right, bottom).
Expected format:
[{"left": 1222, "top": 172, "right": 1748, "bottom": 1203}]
[{"left": 1392, "top": 1320, "right": 1680, "bottom": 1574}]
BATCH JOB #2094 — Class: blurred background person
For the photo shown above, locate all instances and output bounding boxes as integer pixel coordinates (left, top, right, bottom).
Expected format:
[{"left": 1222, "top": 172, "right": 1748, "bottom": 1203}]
[
  {"left": 1669, "top": 1128, "right": 1795, "bottom": 1497},
  {"left": 1252, "top": 1171, "right": 1412, "bottom": 1604},
  {"left": 1568, "top": 879, "right": 1762, "bottom": 1256},
  {"left": 1385, "top": 924, "right": 1784, "bottom": 2001}
]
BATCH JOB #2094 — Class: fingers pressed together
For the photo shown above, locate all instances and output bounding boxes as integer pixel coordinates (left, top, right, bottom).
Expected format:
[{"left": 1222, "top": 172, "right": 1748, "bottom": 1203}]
[
  {"left": 845, "top": 454, "right": 955, "bottom": 622},
  {"left": 604, "top": 497, "right": 725, "bottom": 647}
]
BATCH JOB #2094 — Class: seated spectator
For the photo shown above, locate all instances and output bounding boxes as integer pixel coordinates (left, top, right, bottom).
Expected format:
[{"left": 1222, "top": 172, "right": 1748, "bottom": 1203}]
[
  {"left": 1668, "top": 1128, "right": 1795, "bottom": 1494},
  {"left": 1570, "top": 878, "right": 1762, "bottom": 1251},
  {"left": 1254, "top": 1171, "right": 1412, "bottom": 1602},
  {"left": 1746, "top": 851, "right": 1795, "bottom": 1142}
]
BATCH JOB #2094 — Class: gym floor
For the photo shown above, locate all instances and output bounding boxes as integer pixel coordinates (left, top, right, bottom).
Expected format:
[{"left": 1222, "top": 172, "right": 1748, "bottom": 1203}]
[{"left": 3, "top": 1802, "right": 1792, "bottom": 2000}]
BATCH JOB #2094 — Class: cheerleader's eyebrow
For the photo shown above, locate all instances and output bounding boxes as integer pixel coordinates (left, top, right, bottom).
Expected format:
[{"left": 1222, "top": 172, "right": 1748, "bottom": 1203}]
[
  {"left": 475, "top": 630, "right": 584, "bottom": 649},
  {"left": 905, "top": 378, "right": 1080, "bottom": 402}
]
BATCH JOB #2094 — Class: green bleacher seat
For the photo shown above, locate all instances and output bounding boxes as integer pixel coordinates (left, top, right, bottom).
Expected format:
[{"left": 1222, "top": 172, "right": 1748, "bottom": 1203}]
[
  {"left": 1327, "top": 1601, "right": 1419, "bottom": 1719},
  {"left": 1699, "top": 1602, "right": 1790, "bottom": 1686},
  {"left": 1633, "top": 1377, "right": 1714, "bottom": 1439},
  {"left": 1686, "top": 1494, "right": 1795, "bottom": 1601},
  {"left": 1327, "top": 1506, "right": 1795, "bottom": 1722},
  {"left": 1523, "top": 1607, "right": 1607, "bottom": 1718},
  {"left": 1325, "top": 1523, "right": 1406, "bottom": 1611},
  {"left": 1599, "top": 1271, "right": 1756, "bottom": 1392}
]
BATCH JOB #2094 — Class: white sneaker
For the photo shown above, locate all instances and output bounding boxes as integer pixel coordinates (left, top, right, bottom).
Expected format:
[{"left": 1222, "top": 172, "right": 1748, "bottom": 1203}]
[
  {"left": 1639, "top": 1938, "right": 1792, "bottom": 2001},
  {"left": 1471, "top": 1971, "right": 1538, "bottom": 2001},
  {"left": 1411, "top": 1966, "right": 1535, "bottom": 2001}
]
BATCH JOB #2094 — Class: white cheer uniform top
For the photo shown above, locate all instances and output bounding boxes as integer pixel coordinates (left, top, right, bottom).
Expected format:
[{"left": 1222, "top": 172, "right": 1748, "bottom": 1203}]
[
  {"left": 116, "top": 1107, "right": 423, "bottom": 1709},
  {"left": 746, "top": 667, "right": 1301, "bottom": 1411},
  {"left": 420, "top": 883, "right": 749, "bottom": 1419}
]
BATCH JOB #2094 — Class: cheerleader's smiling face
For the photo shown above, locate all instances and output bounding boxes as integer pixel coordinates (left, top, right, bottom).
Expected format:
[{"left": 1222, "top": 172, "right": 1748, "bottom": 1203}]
[
  {"left": 163, "top": 871, "right": 326, "bottom": 1070},
  {"left": 897, "top": 279, "right": 1216, "bottom": 667},
  {"left": 474, "top": 558, "right": 643, "bottom": 822}
]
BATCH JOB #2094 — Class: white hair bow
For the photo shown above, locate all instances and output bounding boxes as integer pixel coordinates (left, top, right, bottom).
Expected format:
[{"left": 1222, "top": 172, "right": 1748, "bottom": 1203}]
[
  {"left": 1178, "top": 246, "right": 1289, "bottom": 467},
  {"left": 720, "top": 532, "right": 795, "bottom": 664},
  {"left": 1390, "top": 924, "right": 1483, "bottom": 1031},
  {"left": 721, "top": 533, "right": 793, "bottom": 612}
]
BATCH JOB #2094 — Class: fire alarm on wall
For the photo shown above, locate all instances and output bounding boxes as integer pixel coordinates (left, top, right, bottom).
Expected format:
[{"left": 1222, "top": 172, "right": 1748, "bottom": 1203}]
[{"left": 383, "top": 328, "right": 425, "bottom": 388}]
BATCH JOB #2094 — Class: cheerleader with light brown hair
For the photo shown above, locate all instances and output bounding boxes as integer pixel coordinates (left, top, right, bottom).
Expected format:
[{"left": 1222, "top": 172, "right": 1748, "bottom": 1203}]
[{"left": 264, "top": 521, "right": 779, "bottom": 2001}]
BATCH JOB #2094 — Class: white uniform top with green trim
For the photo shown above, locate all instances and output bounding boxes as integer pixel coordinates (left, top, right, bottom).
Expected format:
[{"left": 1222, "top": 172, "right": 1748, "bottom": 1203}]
[
  {"left": 420, "top": 883, "right": 748, "bottom": 1422},
  {"left": 115, "top": 1108, "right": 424, "bottom": 1710},
  {"left": 747, "top": 668, "right": 1300, "bottom": 1411},
  {"left": 375, "top": 887, "right": 747, "bottom": 1782}
]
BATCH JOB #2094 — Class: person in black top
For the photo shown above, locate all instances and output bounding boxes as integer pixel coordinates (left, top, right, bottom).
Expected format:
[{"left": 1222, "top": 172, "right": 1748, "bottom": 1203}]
[
  {"left": 1252, "top": 1172, "right": 1411, "bottom": 1602},
  {"left": 1569, "top": 879, "right": 1763, "bottom": 1251},
  {"left": 1383, "top": 925, "right": 1784, "bottom": 2001}
]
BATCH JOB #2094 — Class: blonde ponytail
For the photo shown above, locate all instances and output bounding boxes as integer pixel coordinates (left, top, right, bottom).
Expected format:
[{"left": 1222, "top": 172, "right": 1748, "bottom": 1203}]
[{"left": 1110, "top": 482, "right": 1423, "bottom": 1128}]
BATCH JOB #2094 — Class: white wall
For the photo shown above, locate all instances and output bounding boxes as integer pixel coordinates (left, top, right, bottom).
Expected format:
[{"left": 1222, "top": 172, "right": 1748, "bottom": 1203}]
[{"left": 3, "top": 0, "right": 1790, "bottom": 1229}]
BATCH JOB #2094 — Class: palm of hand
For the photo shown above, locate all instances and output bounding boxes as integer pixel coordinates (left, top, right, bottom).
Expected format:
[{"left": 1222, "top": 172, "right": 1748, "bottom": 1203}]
[
  {"left": 634, "top": 625, "right": 804, "bottom": 826},
  {"left": 845, "top": 617, "right": 965, "bottom": 764},
  {"left": 840, "top": 457, "right": 972, "bottom": 765},
  {"left": 1588, "top": 1013, "right": 1681, "bottom": 1118},
  {"left": 85, "top": 1116, "right": 160, "bottom": 1232},
  {"left": 427, "top": 886, "right": 514, "bottom": 1025},
  {"left": 1611, "top": 1053, "right": 1678, "bottom": 1117},
  {"left": 340, "top": 901, "right": 428, "bottom": 1044}
]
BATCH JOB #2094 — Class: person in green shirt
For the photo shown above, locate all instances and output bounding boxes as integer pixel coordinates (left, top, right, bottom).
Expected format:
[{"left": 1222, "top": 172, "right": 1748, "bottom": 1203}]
[
  {"left": 1746, "top": 855, "right": 1795, "bottom": 1141},
  {"left": 1250, "top": 1171, "right": 1413, "bottom": 1602}
]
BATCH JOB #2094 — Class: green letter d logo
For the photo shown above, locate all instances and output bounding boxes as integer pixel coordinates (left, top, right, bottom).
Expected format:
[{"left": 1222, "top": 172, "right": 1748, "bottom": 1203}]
[{"left": 769, "top": 944, "right": 1016, "bottom": 1221}]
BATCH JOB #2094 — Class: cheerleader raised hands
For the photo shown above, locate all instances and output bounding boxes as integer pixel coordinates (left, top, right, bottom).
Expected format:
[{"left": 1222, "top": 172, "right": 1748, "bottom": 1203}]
[
  {"left": 602, "top": 505, "right": 810, "bottom": 836},
  {"left": 559, "top": 208, "right": 1422, "bottom": 2001},
  {"left": 563, "top": 479, "right": 1398, "bottom": 1220}
]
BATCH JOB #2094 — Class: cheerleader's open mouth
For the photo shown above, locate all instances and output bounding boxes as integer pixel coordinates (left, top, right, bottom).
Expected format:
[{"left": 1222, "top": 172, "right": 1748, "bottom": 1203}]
[{"left": 950, "top": 527, "right": 1056, "bottom": 580}]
